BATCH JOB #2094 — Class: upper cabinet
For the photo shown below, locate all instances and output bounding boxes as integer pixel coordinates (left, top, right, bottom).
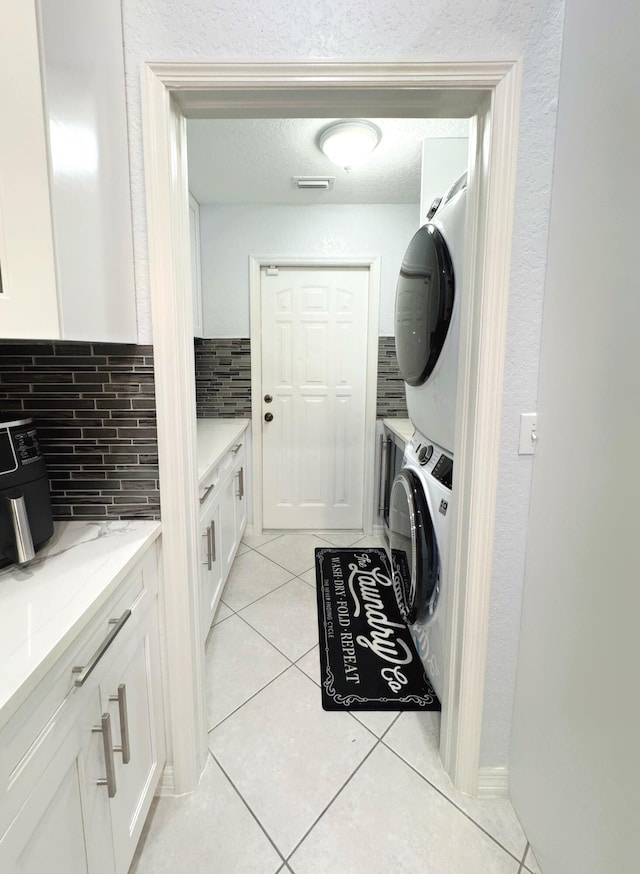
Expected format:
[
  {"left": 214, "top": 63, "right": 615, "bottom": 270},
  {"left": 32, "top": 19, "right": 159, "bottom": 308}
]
[
  {"left": 189, "top": 193, "right": 205, "bottom": 338},
  {"left": 0, "top": 0, "right": 137, "bottom": 342}
]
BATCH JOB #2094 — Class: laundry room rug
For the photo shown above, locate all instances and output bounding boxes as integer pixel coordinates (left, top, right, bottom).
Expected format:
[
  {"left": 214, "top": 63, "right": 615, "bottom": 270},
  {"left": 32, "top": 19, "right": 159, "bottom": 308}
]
[{"left": 315, "top": 547, "right": 440, "bottom": 711}]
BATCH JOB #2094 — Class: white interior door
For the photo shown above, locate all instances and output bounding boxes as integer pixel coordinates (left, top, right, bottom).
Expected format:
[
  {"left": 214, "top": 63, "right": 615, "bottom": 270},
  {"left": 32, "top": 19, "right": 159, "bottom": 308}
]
[{"left": 261, "top": 265, "right": 369, "bottom": 529}]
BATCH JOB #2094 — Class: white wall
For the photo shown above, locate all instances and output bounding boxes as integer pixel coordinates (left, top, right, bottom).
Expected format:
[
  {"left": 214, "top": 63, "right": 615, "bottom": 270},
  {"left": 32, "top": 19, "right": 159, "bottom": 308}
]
[
  {"left": 199, "top": 203, "right": 419, "bottom": 337},
  {"left": 509, "top": 1, "right": 640, "bottom": 871},
  {"left": 120, "top": 0, "right": 566, "bottom": 768}
]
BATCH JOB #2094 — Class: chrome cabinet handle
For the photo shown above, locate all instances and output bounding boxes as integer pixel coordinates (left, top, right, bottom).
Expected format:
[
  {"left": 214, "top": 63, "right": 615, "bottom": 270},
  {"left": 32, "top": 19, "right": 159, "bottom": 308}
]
[
  {"left": 202, "top": 527, "right": 211, "bottom": 569},
  {"left": 109, "top": 684, "right": 131, "bottom": 764},
  {"left": 237, "top": 467, "right": 244, "bottom": 500},
  {"left": 378, "top": 435, "right": 390, "bottom": 513},
  {"left": 232, "top": 443, "right": 242, "bottom": 454},
  {"left": 199, "top": 483, "right": 215, "bottom": 505},
  {"left": 210, "top": 520, "right": 216, "bottom": 562},
  {"left": 203, "top": 525, "right": 213, "bottom": 570},
  {"left": 94, "top": 713, "right": 117, "bottom": 798},
  {"left": 72, "top": 610, "right": 131, "bottom": 687}
]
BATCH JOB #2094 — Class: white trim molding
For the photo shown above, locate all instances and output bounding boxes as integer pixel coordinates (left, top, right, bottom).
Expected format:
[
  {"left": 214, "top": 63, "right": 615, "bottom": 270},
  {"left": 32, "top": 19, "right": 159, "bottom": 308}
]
[
  {"left": 140, "top": 65, "right": 207, "bottom": 794},
  {"left": 141, "top": 60, "right": 522, "bottom": 796},
  {"left": 249, "top": 255, "right": 380, "bottom": 536},
  {"left": 477, "top": 767, "right": 510, "bottom": 799},
  {"left": 439, "top": 66, "right": 522, "bottom": 795},
  {"left": 156, "top": 765, "right": 175, "bottom": 798}
]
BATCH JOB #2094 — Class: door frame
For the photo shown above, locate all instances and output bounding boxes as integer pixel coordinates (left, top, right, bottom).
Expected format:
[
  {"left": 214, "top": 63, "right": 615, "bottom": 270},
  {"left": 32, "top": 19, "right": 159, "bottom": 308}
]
[
  {"left": 249, "top": 255, "right": 381, "bottom": 535},
  {"left": 141, "top": 61, "right": 521, "bottom": 796}
]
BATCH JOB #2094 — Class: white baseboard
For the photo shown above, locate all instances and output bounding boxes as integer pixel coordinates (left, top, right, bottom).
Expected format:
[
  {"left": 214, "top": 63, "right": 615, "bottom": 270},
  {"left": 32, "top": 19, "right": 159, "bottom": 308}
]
[
  {"left": 156, "top": 765, "right": 175, "bottom": 797},
  {"left": 476, "top": 766, "right": 509, "bottom": 798}
]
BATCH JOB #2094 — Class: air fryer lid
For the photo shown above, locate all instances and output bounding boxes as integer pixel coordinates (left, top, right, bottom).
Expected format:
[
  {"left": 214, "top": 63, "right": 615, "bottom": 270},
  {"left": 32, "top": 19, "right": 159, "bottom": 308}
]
[{"left": 0, "top": 417, "right": 46, "bottom": 484}]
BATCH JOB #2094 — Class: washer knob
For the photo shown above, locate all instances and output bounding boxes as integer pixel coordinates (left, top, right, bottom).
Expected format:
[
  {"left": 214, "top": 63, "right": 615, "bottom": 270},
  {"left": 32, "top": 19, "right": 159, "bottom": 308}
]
[{"left": 418, "top": 444, "right": 433, "bottom": 465}]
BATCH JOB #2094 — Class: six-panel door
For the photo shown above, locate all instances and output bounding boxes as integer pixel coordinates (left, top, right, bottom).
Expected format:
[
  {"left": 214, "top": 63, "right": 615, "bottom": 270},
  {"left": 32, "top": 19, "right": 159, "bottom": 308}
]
[{"left": 260, "top": 266, "right": 370, "bottom": 529}]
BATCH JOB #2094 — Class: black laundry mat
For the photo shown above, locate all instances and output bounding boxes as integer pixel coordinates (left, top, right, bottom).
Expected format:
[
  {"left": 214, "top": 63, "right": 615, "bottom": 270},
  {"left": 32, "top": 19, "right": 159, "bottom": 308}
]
[{"left": 315, "top": 547, "right": 440, "bottom": 711}]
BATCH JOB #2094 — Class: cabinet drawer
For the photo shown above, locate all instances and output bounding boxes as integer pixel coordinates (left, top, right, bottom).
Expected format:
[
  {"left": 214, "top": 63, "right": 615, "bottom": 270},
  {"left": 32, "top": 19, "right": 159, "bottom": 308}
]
[
  {"left": 221, "top": 437, "right": 244, "bottom": 477},
  {"left": 198, "top": 434, "right": 246, "bottom": 515},
  {"left": 198, "top": 464, "right": 219, "bottom": 505}
]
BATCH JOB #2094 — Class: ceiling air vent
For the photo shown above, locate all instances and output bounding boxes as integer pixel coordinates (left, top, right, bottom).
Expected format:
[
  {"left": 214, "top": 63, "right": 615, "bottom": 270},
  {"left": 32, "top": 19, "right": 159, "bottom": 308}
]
[{"left": 293, "top": 176, "right": 335, "bottom": 190}]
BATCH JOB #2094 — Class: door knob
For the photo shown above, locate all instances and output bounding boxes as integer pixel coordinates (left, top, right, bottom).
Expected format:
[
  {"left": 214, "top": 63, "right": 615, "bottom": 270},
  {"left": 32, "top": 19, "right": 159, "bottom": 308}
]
[
  {"left": 264, "top": 412, "right": 273, "bottom": 422},
  {"left": 264, "top": 394, "right": 273, "bottom": 403}
]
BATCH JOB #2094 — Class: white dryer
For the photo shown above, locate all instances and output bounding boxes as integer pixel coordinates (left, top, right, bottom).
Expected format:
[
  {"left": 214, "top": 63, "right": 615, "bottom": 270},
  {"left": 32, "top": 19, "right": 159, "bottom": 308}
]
[
  {"left": 395, "top": 174, "right": 467, "bottom": 453},
  {"left": 388, "top": 431, "right": 453, "bottom": 703}
]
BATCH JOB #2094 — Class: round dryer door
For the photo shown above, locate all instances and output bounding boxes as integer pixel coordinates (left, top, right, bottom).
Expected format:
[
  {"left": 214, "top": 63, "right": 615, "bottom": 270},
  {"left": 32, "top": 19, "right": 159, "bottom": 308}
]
[
  {"left": 388, "top": 469, "right": 440, "bottom": 625},
  {"left": 394, "top": 223, "right": 455, "bottom": 387}
]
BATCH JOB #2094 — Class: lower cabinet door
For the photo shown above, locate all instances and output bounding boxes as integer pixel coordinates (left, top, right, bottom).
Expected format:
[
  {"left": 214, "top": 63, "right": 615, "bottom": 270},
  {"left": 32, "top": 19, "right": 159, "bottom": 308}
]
[
  {"left": 200, "top": 500, "right": 223, "bottom": 640},
  {"left": 0, "top": 688, "right": 116, "bottom": 874},
  {"left": 220, "top": 473, "right": 237, "bottom": 580},
  {"left": 100, "top": 609, "right": 165, "bottom": 874}
]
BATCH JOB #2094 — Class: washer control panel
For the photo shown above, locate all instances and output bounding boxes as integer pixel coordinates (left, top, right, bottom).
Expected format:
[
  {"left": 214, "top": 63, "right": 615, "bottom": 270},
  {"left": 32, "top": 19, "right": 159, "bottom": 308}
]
[
  {"left": 409, "top": 436, "right": 454, "bottom": 491},
  {"left": 432, "top": 454, "right": 453, "bottom": 490},
  {"left": 417, "top": 444, "right": 433, "bottom": 465}
]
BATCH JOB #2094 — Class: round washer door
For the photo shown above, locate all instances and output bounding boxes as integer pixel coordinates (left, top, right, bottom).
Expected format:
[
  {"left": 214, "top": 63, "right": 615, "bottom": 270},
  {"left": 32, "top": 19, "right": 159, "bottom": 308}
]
[
  {"left": 394, "top": 223, "right": 455, "bottom": 387},
  {"left": 389, "top": 469, "right": 440, "bottom": 625}
]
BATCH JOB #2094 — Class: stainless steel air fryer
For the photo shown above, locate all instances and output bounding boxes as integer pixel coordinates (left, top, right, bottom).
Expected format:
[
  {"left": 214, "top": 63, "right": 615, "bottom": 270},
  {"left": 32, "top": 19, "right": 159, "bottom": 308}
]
[{"left": 0, "top": 417, "right": 54, "bottom": 568}]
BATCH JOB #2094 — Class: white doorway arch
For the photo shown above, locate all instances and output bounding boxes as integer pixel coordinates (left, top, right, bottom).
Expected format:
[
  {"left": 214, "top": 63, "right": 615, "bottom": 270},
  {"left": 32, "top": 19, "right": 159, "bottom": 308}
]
[{"left": 140, "top": 61, "right": 521, "bottom": 796}]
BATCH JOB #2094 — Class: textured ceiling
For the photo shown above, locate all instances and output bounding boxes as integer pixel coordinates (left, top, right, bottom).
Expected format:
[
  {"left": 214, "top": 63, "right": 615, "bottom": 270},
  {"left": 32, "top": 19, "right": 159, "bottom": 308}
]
[{"left": 186, "top": 117, "right": 469, "bottom": 206}]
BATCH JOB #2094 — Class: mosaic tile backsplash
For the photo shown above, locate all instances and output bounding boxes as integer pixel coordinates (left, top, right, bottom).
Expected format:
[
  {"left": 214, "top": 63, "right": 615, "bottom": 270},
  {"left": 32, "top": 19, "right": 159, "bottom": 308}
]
[
  {"left": 376, "top": 336, "right": 408, "bottom": 418},
  {"left": 0, "top": 336, "right": 405, "bottom": 520},
  {"left": 195, "top": 338, "right": 252, "bottom": 417},
  {"left": 194, "top": 336, "right": 407, "bottom": 419},
  {"left": 0, "top": 342, "right": 159, "bottom": 520}
]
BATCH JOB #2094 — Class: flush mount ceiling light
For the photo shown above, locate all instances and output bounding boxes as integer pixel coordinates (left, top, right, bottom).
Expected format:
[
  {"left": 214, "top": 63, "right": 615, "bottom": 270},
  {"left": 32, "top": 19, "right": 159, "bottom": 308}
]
[{"left": 318, "top": 120, "right": 382, "bottom": 171}]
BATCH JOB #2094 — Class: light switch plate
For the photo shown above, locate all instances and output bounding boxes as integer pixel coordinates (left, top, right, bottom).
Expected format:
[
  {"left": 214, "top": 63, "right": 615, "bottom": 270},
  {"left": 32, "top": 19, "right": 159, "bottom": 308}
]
[{"left": 518, "top": 413, "right": 537, "bottom": 455}]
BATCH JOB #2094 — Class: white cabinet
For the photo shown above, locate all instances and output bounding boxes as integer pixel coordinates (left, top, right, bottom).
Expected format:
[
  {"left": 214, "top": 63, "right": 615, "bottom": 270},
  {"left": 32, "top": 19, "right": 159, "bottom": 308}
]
[
  {"left": 189, "top": 193, "right": 205, "bottom": 338},
  {"left": 233, "top": 443, "right": 247, "bottom": 548},
  {"left": 199, "top": 498, "right": 223, "bottom": 642},
  {"left": 100, "top": 608, "right": 164, "bottom": 874},
  {"left": 0, "top": 687, "right": 115, "bottom": 874},
  {"left": 198, "top": 428, "right": 249, "bottom": 640},
  {"left": 0, "top": 542, "right": 165, "bottom": 874},
  {"left": 0, "top": 0, "right": 136, "bottom": 342},
  {"left": 220, "top": 471, "right": 238, "bottom": 581}
]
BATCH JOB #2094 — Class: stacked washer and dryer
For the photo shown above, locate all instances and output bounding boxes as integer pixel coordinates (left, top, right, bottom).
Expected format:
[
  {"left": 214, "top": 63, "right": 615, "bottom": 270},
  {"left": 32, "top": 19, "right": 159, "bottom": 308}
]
[{"left": 388, "top": 173, "right": 467, "bottom": 703}]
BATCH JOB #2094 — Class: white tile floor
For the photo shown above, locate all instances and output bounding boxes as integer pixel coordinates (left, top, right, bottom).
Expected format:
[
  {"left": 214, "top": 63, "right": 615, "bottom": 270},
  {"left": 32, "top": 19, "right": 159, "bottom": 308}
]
[{"left": 131, "top": 531, "right": 539, "bottom": 874}]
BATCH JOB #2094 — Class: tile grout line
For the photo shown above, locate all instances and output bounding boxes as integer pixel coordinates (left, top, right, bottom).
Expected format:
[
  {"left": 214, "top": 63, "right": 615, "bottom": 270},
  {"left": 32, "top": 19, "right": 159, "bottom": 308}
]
[
  {"left": 291, "top": 660, "right": 320, "bottom": 687},
  {"left": 235, "top": 609, "right": 317, "bottom": 665},
  {"left": 207, "top": 749, "right": 286, "bottom": 869},
  {"left": 250, "top": 537, "right": 326, "bottom": 578},
  {"left": 518, "top": 841, "right": 531, "bottom": 873},
  {"left": 283, "top": 737, "right": 383, "bottom": 865},
  {"left": 221, "top": 572, "right": 298, "bottom": 615},
  {"left": 293, "top": 641, "right": 320, "bottom": 665},
  {"left": 378, "top": 734, "right": 525, "bottom": 865},
  {"left": 206, "top": 661, "right": 294, "bottom": 734}
]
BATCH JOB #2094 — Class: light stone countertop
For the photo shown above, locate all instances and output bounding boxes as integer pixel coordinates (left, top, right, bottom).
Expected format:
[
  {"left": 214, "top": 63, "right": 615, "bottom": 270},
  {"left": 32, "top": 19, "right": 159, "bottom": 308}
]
[
  {"left": 382, "top": 417, "right": 414, "bottom": 446},
  {"left": 0, "top": 520, "right": 161, "bottom": 730},
  {"left": 196, "top": 418, "right": 250, "bottom": 485}
]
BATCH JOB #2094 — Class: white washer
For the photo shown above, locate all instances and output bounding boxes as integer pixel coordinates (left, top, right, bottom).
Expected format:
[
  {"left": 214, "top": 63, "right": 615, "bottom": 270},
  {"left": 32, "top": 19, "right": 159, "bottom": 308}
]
[
  {"left": 395, "top": 174, "right": 467, "bottom": 453},
  {"left": 387, "top": 431, "right": 453, "bottom": 703}
]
